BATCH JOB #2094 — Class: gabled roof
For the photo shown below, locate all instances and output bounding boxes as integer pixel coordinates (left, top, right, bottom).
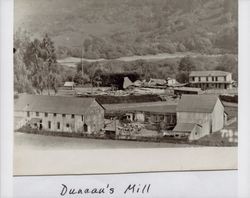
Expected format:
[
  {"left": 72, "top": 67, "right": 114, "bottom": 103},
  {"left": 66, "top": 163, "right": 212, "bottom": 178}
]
[
  {"left": 104, "top": 102, "right": 177, "bottom": 114},
  {"left": 173, "top": 123, "right": 198, "bottom": 132},
  {"left": 176, "top": 94, "right": 220, "bottom": 113},
  {"left": 126, "top": 104, "right": 177, "bottom": 114},
  {"left": 15, "top": 94, "right": 103, "bottom": 115},
  {"left": 123, "top": 77, "right": 134, "bottom": 89},
  {"left": 189, "top": 70, "right": 231, "bottom": 77}
]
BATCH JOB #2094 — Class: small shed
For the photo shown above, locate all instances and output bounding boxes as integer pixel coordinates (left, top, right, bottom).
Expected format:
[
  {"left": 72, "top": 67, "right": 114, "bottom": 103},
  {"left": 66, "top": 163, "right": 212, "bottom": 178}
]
[
  {"left": 63, "top": 81, "right": 75, "bottom": 90},
  {"left": 167, "top": 78, "right": 177, "bottom": 86},
  {"left": 173, "top": 123, "right": 202, "bottom": 140}
]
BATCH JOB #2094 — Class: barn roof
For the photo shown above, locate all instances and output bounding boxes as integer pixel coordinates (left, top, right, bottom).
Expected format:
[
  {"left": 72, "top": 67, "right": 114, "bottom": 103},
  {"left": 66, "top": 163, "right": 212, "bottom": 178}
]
[
  {"left": 104, "top": 102, "right": 177, "bottom": 114},
  {"left": 176, "top": 95, "right": 219, "bottom": 113},
  {"left": 128, "top": 104, "right": 177, "bottom": 113},
  {"left": 173, "top": 123, "right": 198, "bottom": 132},
  {"left": 189, "top": 70, "right": 230, "bottom": 77},
  {"left": 15, "top": 94, "right": 103, "bottom": 115}
]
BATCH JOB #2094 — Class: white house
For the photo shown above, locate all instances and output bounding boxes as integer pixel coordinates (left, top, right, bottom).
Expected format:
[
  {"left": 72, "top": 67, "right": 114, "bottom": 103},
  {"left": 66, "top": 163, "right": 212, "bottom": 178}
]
[{"left": 189, "top": 71, "right": 233, "bottom": 90}]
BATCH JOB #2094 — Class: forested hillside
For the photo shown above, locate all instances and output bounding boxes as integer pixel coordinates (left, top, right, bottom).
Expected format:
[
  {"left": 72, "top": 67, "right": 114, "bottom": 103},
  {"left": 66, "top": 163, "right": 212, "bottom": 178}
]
[{"left": 15, "top": 0, "right": 237, "bottom": 59}]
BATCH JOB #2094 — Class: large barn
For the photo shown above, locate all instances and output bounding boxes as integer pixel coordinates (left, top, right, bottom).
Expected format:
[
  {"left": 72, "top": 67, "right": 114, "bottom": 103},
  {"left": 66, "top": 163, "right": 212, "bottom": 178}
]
[
  {"left": 14, "top": 95, "right": 105, "bottom": 134},
  {"left": 173, "top": 95, "right": 226, "bottom": 140}
]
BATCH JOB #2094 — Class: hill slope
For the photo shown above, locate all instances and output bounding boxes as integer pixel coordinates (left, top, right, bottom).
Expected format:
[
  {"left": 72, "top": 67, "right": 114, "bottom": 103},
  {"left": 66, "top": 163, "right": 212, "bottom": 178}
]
[{"left": 14, "top": 0, "right": 237, "bottom": 59}]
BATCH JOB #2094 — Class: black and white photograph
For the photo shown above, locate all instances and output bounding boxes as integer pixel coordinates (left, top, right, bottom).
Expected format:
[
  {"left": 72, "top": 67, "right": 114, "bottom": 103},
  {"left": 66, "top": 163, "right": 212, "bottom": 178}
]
[{"left": 13, "top": 0, "right": 238, "bottom": 176}]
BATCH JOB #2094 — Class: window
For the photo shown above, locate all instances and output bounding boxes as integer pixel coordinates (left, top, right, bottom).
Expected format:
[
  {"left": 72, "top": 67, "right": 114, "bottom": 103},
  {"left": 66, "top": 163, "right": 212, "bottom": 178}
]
[
  {"left": 36, "top": 112, "right": 39, "bottom": 116},
  {"left": 27, "top": 111, "right": 30, "bottom": 117},
  {"left": 71, "top": 114, "right": 75, "bottom": 119},
  {"left": 224, "top": 76, "right": 226, "bottom": 81},
  {"left": 215, "top": 77, "right": 218, "bottom": 81},
  {"left": 53, "top": 113, "right": 57, "bottom": 117},
  {"left": 62, "top": 114, "right": 66, "bottom": 118},
  {"left": 81, "top": 115, "right": 84, "bottom": 121},
  {"left": 206, "top": 77, "right": 208, "bottom": 81},
  {"left": 45, "top": 112, "right": 48, "bottom": 117},
  {"left": 66, "top": 123, "right": 70, "bottom": 128},
  {"left": 48, "top": 121, "right": 51, "bottom": 129},
  {"left": 212, "top": 77, "right": 214, "bottom": 81},
  {"left": 57, "top": 122, "right": 60, "bottom": 129},
  {"left": 198, "top": 77, "right": 201, "bottom": 81}
]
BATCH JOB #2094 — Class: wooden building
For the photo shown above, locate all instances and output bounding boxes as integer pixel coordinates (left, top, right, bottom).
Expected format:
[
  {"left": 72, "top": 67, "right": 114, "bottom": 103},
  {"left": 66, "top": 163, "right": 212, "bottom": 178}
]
[
  {"left": 14, "top": 94, "right": 105, "bottom": 134},
  {"left": 173, "top": 95, "right": 226, "bottom": 140},
  {"left": 189, "top": 71, "right": 233, "bottom": 90},
  {"left": 167, "top": 77, "right": 177, "bottom": 86},
  {"left": 104, "top": 102, "right": 177, "bottom": 129},
  {"left": 63, "top": 81, "right": 75, "bottom": 90}
]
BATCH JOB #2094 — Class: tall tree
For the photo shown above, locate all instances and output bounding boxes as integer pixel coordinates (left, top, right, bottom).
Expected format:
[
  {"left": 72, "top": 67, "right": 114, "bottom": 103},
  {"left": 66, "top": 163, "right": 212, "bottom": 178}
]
[
  {"left": 178, "top": 56, "right": 196, "bottom": 73},
  {"left": 177, "top": 56, "right": 196, "bottom": 83},
  {"left": 24, "top": 34, "right": 60, "bottom": 94},
  {"left": 14, "top": 29, "right": 34, "bottom": 93}
]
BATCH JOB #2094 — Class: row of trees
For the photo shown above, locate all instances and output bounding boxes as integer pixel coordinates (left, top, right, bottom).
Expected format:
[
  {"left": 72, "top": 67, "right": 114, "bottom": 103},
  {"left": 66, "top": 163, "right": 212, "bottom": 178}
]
[
  {"left": 71, "top": 54, "right": 237, "bottom": 87},
  {"left": 14, "top": 30, "right": 237, "bottom": 94},
  {"left": 14, "top": 30, "right": 61, "bottom": 94}
]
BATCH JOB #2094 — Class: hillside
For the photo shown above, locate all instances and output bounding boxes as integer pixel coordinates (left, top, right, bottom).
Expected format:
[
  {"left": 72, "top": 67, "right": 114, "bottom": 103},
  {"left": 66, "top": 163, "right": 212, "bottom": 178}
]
[{"left": 14, "top": 0, "right": 237, "bottom": 59}]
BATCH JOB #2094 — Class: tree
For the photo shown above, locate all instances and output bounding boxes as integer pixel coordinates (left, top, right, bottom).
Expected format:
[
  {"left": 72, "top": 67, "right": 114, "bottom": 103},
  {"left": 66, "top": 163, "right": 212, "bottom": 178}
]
[
  {"left": 178, "top": 56, "right": 196, "bottom": 73},
  {"left": 83, "top": 38, "right": 92, "bottom": 53},
  {"left": 215, "top": 54, "right": 238, "bottom": 80},
  {"left": 177, "top": 56, "right": 196, "bottom": 83},
  {"left": 24, "top": 34, "right": 60, "bottom": 95},
  {"left": 176, "top": 72, "right": 189, "bottom": 83},
  {"left": 74, "top": 73, "right": 90, "bottom": 85},
  {"left": 14, "top": 29, "right": 34, "bottom": 93},
  {"left": 14, "top": 50, "right": 34, "bottom": 93}
]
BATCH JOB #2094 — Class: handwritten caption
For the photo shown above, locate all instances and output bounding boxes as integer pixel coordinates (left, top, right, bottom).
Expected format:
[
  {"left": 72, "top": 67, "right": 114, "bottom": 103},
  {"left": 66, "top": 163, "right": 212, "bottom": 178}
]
[{"left": 60, "top": 183, "right": 151, "bottom": 196}]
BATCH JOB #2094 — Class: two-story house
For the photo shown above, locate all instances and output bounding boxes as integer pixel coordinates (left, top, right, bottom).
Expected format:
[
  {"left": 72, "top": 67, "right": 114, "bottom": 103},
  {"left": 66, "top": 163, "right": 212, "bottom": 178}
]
[{"left": 189, "top": 71, "right": 233, "bottom": 90}]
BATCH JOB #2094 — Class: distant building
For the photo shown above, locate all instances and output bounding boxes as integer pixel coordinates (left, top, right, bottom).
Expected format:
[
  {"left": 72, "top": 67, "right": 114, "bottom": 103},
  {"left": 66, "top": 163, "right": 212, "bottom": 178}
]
[
  {"left": 167, "top": 78, "right": 177, "bottom": 86},
  {"left": 173, "top": 95, "right": 226, "bottom": 140},
  {"left": 123, "top": 77, "right": 134, "bottom": 89},
  {"left": 173, "top": 87, "right": 202, "bottom": 95},
  {"left": 14, "top": 95, "right": 105, "bottom": 134},
  {"left": 63, "top": 81, "right": 75, "bottom": 90},
  {"left": 189, "top": 71, "right": 233, "bottom": 90}
]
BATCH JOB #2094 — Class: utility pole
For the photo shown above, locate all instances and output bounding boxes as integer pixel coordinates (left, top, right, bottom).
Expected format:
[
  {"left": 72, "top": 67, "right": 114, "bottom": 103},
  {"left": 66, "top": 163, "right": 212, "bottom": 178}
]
[
  {"left": 74, "top": 43, "right": 85, "bottom": 87},
  {"left": 81, "top": 44, "right": 84, "bottom": 87}
]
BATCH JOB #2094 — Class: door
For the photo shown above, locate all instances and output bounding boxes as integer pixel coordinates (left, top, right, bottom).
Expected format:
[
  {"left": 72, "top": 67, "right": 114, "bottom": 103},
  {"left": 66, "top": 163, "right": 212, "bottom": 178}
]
[{"left": 83, "top": 124, "right": 88, "bottom": 132}]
